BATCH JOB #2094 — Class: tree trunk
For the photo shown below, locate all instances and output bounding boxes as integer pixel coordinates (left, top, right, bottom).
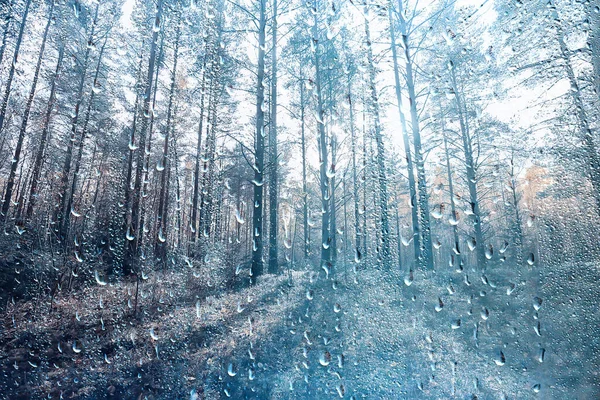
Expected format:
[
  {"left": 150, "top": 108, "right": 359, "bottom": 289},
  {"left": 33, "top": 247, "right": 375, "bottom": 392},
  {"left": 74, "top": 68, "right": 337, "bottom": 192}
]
[
  {"left": 1, "top": 0, "right": 52, "bottom": 222},
  {"left": 508, "top": 153, "right": 524, "bottom": 266},
  {"left": 388, "top": 3, "right": 420, "bottom": 267},
  {"left": 251, "top": 0, "right": 267, "bottom": 280},
  {"left": 312, "top": 0, "right": 331, "bottom": 267},
  {"left": 61, "top": 38, "right": 108, "bottom": 240},
  {"left": 0, "top": 2, "right": 12, "bottom": 72},
  {"left": 0, "top": 0, "right": 31, "bottom": 136},
  {"left": 441, "top": 123, "right": 461, "bottom": 268},
  {"left": 397, "top": 0, "right": 434, "bottom": 269},
  {"left": 347, "top": 74, "right": 361, "bottom": 263},
  {"left": 330, "top": 134, "right": 337, "bottom": 263},
  {"left": 364, "top": 7, "right": 390, "bottom": 267},
  {"left": 126, "top": 0, "right": 164, "bottom": 269},
  {"left": 26, "top": 44, "right": 64, "bottom": 221},
  {"left": 54, "top": 2, "right": 100, "bottom": 237},
  {"left": 138, "top": 34, "right": 165, "bottom": 253},
  {"left": 155, "top": 18, "right": 180, "bottom": 263},
  {"left": 450, "top": 64, "right": 486, "bottom": 269},
  {"left": 122, "top": 46, "right": 145, "bottom": 261},
  {"left": 300, "top": 76, "right": 309, "bottom": 260},
  {"left": 268, "top": 0, "right": 279, "bottom": 274},
  {"left": 190, "top": 54, "right": 207, "bottom": 244}
]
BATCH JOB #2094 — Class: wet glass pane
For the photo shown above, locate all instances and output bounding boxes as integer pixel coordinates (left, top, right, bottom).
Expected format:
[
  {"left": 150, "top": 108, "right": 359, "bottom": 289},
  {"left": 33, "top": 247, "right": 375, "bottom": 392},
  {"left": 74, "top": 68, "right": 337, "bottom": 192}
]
[{"left": 0, "top": 0, "right": 598, "bottom": 398}]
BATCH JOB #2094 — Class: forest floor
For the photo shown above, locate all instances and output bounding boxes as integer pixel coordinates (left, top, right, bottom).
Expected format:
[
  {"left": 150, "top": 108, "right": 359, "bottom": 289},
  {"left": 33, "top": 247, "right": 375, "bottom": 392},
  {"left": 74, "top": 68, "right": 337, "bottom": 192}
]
[{"left": 0, "top": 255, "right": 598, "bottom": 399}]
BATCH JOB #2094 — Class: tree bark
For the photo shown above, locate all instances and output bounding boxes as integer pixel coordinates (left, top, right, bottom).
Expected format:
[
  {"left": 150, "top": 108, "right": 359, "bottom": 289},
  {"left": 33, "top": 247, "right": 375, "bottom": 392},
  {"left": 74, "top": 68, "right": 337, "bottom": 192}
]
[
  {"left": 388, "top": 3, "right": 420, "bottom": 267},
  {"left": 126, "top": 0, "right": 164, "bottom": 269},
  {"left": 268, "top": 0, "right": 279, "bottom": 274},
  {"left": 155, "top": 18, "right": 181, "bottom": 263},
  {"left": 2, "top": 0, "right": 52, "bottom": 222},
  {"left": 26, "top": 44, "right": 64, "bottom": 221},
  {"left": 364, "top": 7, "right": 390, "bottom": 267},
  {"left": 441, "top": 122, "right": 461, "bottom": 268},
  {"left": 397, "top": 0, "right": 434, "bottom": 269},
  {"left": 251, "top": 0, "right": 267, "bottom": 280},
  {"left": 61, "top": 38, "right": 108, "bottom": 239},
  {"left": 190, "top": 54, "right": 207, "bottom": 243},
  {"left": 312, "top": 0, "right": 331, "bottom": 267},
  {"left": 0, "top": 0, "right": 31, "bottom": 137},
  {"left": 450, "top": 64, "right": 486, "bottom": 269}
]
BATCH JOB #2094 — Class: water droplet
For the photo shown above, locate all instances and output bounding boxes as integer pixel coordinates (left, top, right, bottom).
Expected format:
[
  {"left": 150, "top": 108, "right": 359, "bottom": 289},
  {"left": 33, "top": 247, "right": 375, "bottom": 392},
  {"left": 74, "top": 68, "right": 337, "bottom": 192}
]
[
  {"left": 126, "top": 226, "right": 135, "bottom": 241},
  {"left": 158, "top": 227, "right": 166, "bottom": 242},
  {"left": 494, "top": 351, "right": 506, "bottom": 366},
  {"left": 227, "top": 363, "right": 236, "bottom": 376},
  {"left": 319, "top": 351, "right": 331, "bottom": 366},
  {"left": 435, "top": 297, "right": 444, "bottom": 312},
  {"left": 404, "top": 269, "right": 414, "bottom": 286},
  {"left": 235, "top": 208, "right": 245, "bottom": 224},
  {"left": 94, "top": 270, "right": 107, "bottom": 286},
  {"left": 485, "top": 244, "right": 493, "bottom": 259},
  {"left": 481, "top": 307, "right": 489, "bottom": 320},
  {"left": 537, "top": 348, "right": 545, "bottom": 363},
  {"left": 527, "top": 253, "right": 535, "bottom": 265},
  {"left": 467, "top": 237, "right": 476, "bottom": 251},
  {"left": 431, "top": 204, "right": 444, "bottom": 219},
  {"left": 72, "top": 340, "right": 82, "bottom": 353}
]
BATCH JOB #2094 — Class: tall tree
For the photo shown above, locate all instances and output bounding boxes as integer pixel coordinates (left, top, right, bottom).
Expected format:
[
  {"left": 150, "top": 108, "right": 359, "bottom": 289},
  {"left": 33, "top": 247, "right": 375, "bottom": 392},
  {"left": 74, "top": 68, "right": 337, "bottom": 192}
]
[
  {"left": 2, "top": 0, "right": 53, "bottom": 223},
  {"left": 126, "top": 0, "right": 164, "bottom": 271},
  {"left": 267, "top": 0, "right": 279, "bottom": 274},
  {"left": 251, "top": 0, "right": 267, "bottom": 280}
]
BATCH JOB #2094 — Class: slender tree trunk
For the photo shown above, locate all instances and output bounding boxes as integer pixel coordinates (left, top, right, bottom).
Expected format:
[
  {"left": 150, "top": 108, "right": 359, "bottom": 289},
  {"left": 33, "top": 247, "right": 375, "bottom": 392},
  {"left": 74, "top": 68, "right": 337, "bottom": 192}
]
[
  {"left": 312, "top": 0, "right": 331, "bottom": 267},
  {"left": 0, "top": 0, "right": 54, "bottom": 223},
  {"left": 441, "top": 123, "right": 460, "bottom": 267},
  {"left": 54, "top": 2, "right": 100, "bottom": 236},
  {"left": 251, "top": 0, "right": 267, "bottom": 280},
  {"left": 388, "top": 3, "right": 420, "bottom": 267},
  {"left": 123, "top": 47, "right": 145, "bottom": 252},
  {"left": 138, "top": 35, "right": 165, "bottom": 252},
  {"left": 300, "top": 77, "right": 308, "bottom": 260},
  {"left": 0, "top": 2, "right": 12, "bottom": 72},
  {"left": 361, "top": 101, "right": 368, "bottom": 257},
  {"left": 155, "top": 18, "right": 181, "bottom": 263},
  {"left": 397, "top": 0, "right": 434, "bottom": 269},
  {"left": 364, "top": 7, "right": 390, "bottom": 267},
  {"left": 199, "top": 83, "right": 220, "bottom": 242},
  {"left": 395, "top": 205, "right": 402, "bottom": 269},
  {"left": 190, "top": 54, "right": 207, "bottom": 243},
  {"left": 0, "top": 0, "right": 31, "bottom": 136},
  {"left": 268, "top": 0, "right": 279, "bottom": 274},
  {"left": 450, "top": 65, "right": 486, "bottom": 269},
  {"left": 1, "top": 0, "right": 51, "bottom": 222},
  {"left": 347, "top": 74, "right": 361, "bottom": 261},
  {"left": 508, "top": 153, "right": 524, "bottom": 266},
  {"left": 26, "top": 45, "right": 64, "bottom": 221},
  {"left": 330, "top": 134, "right": 337, "bottom": 263},
  {"left": 61, "top": 39, "right": 108, "bottom": 239},
  {"left": 126, "top": 0, "right": 164, "bottom": 270}
]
